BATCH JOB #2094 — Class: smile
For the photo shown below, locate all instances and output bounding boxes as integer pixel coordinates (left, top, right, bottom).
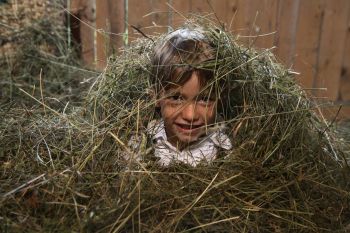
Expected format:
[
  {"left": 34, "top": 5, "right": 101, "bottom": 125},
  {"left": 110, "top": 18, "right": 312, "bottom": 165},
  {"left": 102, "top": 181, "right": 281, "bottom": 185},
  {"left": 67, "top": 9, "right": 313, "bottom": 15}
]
[{"left": 175, "top": 123, "right": 202, "bottom": 133}]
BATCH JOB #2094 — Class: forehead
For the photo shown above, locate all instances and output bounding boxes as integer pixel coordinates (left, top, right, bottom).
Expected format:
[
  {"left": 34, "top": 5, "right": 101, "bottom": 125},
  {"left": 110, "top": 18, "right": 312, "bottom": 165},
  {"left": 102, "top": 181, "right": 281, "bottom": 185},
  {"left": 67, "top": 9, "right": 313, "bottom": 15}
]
[
  {"left": 164, "top": 72, "right": 216, "bottom": 96},
  {"left": 164, "top": 67, "right": 213, "bottom": 88}
]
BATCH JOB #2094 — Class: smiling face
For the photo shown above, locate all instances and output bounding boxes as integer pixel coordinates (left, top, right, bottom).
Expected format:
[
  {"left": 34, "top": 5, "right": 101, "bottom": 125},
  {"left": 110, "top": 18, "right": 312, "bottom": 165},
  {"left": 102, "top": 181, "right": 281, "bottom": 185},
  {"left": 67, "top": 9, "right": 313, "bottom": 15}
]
[{"left": 158, "top": 72, "right": 217, "bottom": 149}]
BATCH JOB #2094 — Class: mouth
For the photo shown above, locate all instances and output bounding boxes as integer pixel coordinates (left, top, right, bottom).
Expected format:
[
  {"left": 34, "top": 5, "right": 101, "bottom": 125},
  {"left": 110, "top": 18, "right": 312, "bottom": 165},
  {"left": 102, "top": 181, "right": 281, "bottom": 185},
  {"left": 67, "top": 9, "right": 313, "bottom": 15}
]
[{"left": 175, "top": 123, "right": 203, "bottom": 133}]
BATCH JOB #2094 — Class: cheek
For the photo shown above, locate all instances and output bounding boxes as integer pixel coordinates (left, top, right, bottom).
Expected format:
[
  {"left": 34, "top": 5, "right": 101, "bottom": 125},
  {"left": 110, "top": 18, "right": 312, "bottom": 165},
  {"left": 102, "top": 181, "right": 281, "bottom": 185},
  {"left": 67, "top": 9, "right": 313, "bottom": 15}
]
[
  {"left": 159, "top": 101, "right": 179, "bottom": 121},
  {"left": 199, "top": 104, "right": 216, "bottom": 122}
]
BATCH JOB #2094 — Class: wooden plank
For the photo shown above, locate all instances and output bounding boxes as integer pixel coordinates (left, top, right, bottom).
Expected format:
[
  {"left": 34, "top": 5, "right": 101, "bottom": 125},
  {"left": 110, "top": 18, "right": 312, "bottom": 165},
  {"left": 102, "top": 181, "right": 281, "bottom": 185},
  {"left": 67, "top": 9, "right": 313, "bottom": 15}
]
[
  {"left": 227, "top": 0, "right": 278, "bottom": 50},
  {"left": 225, "top": 0, "right": 240, "bottom": 36},
  {"left": 204, "top": 0, "right": 229, "bottom": 28},
  {"left": 171, "top": 0, "right": 227, "bottom": 30},
  {"left": 171, "top": 0, "right": 191, "bottom": 28},
  {"left": 314, "top": 0, "right": 350, "bottom": 101},
  {"left": 274, "top": 0, "right": 300, "bottom": 67},
  {"left": 230, "top": 0, "right": 255, "bottom": 46},
  {"left": 95, "top": 0, "right": 125, "bottom": 69},
  {"left": 150, "top": 0, "right": 169, "bottom": 35},
  {"left": 251, "top": 0, "right": 279, "bottom": 49},
  {"left": 339, "top": 7, "right": 350, "bottom": 102},
  {"left": 70, "top": 0, "right": 95, "bottom": 66},
  {"left": 95, "top": 0, "right": 110, "bottom": 69},
  {"left": 319, "top": 105, "right": 350, "bottom": 121},
  {"left": 128, "top": 0, "right": 152, "bottom": 42},
  {"left": 293, "top": 0, "right": 325, "bottom": 89},
  {"left": 70, "top": 0, "right": 83, "bottom": 14},
  {"left": 189, "top": 0, "right": 212, "bottom": 15},
  {"left": 109, "top": 0, "right": 125, "bottom": 53}
]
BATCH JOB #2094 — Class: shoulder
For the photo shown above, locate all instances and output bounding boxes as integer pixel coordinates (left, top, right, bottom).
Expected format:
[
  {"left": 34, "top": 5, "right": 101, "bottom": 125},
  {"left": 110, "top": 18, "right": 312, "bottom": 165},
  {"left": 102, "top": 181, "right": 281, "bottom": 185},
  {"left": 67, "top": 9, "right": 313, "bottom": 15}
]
[
  {"left": 146, "top": 119, "right": 165, "bottom": 140},
  {"left": 208, "top": 124, "right": 233, "bottom": 151}
]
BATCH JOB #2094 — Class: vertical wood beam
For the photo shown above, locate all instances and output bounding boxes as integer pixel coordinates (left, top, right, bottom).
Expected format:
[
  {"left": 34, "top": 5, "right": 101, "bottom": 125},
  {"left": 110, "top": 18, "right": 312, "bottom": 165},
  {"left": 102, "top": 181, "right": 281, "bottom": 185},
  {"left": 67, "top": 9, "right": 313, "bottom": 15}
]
[
  {"left": 293, "top": 0, "right": 325, "bottom": 89},
  {"left": 96, "top": 0, "right": 125, "bottom": 70},
  {"left": 314, "top": 0, "right": 350, "bottom": 101},
  {"left": 70, "top": 0, "right": 95, "bottom": 66},
  {"left": 339, "top": 4, "right": 350, "bottom": 102}
]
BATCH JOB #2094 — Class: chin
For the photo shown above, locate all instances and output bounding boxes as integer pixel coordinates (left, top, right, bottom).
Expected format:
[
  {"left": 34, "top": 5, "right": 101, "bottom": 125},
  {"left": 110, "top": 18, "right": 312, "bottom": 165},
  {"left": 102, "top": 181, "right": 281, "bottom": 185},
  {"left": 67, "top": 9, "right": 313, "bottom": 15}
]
[{"left": 176, "top": 133, "right": 201, "bottom": 145}]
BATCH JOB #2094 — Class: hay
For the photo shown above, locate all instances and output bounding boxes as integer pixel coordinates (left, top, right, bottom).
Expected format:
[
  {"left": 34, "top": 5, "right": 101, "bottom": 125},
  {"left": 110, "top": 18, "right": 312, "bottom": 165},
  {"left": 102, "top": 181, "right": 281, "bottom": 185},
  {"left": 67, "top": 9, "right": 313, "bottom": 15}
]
[
  {"left": 1, "top": 17, "right": 350, "bottom": 232},
  {"left": 0, "top": 0, "right": 96, "bottom": 107}
]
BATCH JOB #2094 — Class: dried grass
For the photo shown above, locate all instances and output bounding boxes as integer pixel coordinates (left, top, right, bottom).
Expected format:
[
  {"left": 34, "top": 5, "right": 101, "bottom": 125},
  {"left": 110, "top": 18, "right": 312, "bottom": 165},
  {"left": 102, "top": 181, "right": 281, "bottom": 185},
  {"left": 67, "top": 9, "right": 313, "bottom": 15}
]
[
  {"left": 1, "top": 16, "right": 350, "bottom": 232},
  {"left": 0, "top": 0, "right": 96, "bottom": 107}
]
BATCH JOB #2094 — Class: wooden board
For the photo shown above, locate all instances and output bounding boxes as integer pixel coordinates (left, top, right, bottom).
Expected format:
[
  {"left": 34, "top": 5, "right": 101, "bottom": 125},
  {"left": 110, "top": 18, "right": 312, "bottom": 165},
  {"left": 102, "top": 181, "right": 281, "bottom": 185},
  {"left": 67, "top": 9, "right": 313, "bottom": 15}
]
[
  {"left": 249, "top": 0, "right": 279, "bottom": 50},
  {"left": 189, "top": 0, "right": 213, "bottom": 15},
  {"left": 293, "top": 0, "right": 325, "bottom": 89},
  {"left": 227, "top": 0, "right": 278, "bottom": 49},
  {"left": 95, "top": 0, "right": 110, "bottom": 69},
  {"left": 314, "top": 0, "right": 350, "bottom": 101},
  {"left": 70, "top": 0, "right": 95, "bottom": 65},
  {"left": 128, "top": 0, "right": 152, "bottom": 42},
  {"left": 171, "top": 0, "right": 192, "bottom": 28},
  {"left": 95, "top": 0, "right": 125, "bottom": 69},
  {"left": 205, "top": 0, "right": 229, "bottom": 29},
  {"left": 318, "top": 105, "right": 350, "bottom": 121},
  {"left": 274, "top": 0, "right": 300, "bottom": 67},
  {"left": 149, "top": 0, "right": 169, "bottom": 35},
  {"left": 171, "top": 0, "right": 223, "bottom": 29},
  {"left": 77, "top": 0, "right": 350, "bottom": 119},
  {"left": 339, "top": 5, "right": 350, "bottom": 102},
  {"left": 228, "top": 0, "right": 255, "bottom": 46},
  {"left": 109, "top": 0, "right": 125, "bottom": 53}
]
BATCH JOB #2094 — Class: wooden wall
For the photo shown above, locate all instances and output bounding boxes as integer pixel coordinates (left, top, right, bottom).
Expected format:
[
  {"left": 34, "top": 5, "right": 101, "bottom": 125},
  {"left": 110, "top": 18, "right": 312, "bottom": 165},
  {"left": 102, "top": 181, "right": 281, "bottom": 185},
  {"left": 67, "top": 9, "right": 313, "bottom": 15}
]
[{"left": 69, "top": 0, "right": 350, "bottom": 119}]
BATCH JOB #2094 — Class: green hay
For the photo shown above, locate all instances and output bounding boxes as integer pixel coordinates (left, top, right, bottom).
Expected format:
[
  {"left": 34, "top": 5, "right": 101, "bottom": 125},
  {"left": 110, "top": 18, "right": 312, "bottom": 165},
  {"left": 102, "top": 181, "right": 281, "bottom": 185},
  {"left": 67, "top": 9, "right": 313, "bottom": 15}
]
[
  {"left": 1, "top": 17, "right": 350, "bottom": 232},
  {"left": 0, "top": 0, "right": 97, "bottom": 107}
]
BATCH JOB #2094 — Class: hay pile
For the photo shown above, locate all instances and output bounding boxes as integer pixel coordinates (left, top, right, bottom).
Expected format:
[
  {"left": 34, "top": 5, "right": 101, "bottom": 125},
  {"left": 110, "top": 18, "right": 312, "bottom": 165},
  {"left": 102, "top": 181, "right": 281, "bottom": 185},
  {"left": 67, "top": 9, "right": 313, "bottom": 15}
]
[
  {"left": 0, "top": 0, "right": 94, "bottom": 106},
  {"left": 1, "top": 18, "right": 350, "bottom": 232}
]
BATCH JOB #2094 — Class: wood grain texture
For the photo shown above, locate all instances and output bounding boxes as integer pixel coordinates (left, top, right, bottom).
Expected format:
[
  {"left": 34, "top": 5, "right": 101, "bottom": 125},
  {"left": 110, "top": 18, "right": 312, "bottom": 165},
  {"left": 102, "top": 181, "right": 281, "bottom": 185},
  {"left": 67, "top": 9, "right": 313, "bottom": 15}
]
[
  {"left": 339, "top": 6, "right": 350, "bottom": 102},
  {"left": 171, "top": 0, "right": 191, "bottom": 28},
  {"left": 81, "top": 0, "right": 350, "bottom": 114},
  {"left": 293, "top": 0, "right": 325, "bottom": 89},
  {"left": 314, "top": 0, "right": 350, "bottom": 101},
  {"left": 206, "top": 0, "right": 229, "bottom": 29},
  {"left": 150, "top": 0, "right": 169, "bottom": 34},
  {"left": 128, "top": 0, "right": 152, "bottom": 41},
  {"left": 95, "top": 0, "right": 110, "bottom": 69},
  {"left": 95, "top": 0, "right": 125, "bottom": 69},
  {"left": 249, "top": 0, "right": 279, "bottom": 49},
  {"left": 189, "top": 0, "right": 212, "bottom": 14},
  {"left": 274, "top": 0, "right": 300, "bottom": 67},
  {"left": 70, "top": 0, "right": 95, "bottom": 65},
  {"left": 225, "top": 0, "right": 278, "bottom": 49},
  {"left": 109, "top": 0, "right": 125, "bottom": 52},
  {"left": 228, "top": 0, "right": 255, "bottom": 46},
  {"left": 319, "top": 105, "right": 350, "bottom": 120}
]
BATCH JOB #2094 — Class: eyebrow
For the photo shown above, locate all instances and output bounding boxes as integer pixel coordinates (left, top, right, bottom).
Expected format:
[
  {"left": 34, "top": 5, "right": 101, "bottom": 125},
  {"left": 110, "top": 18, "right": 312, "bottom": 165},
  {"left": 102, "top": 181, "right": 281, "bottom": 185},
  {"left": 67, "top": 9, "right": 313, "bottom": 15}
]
[
  {"left": 165, "top": 88, "right": 181, "bottom": 95},
  {"left": 164, "top": 90, "right": 216, "bottom": 102},
  {"left": 198, "top": 86, "right": 216, "bottom": 97}
]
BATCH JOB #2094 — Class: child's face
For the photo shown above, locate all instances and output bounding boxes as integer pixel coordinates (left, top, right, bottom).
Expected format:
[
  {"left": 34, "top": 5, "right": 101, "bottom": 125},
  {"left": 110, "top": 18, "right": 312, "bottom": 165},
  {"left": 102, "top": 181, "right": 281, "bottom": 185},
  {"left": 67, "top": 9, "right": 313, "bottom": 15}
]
[{"left": 158, "top": 72, "right": 217, "bottom": 148}]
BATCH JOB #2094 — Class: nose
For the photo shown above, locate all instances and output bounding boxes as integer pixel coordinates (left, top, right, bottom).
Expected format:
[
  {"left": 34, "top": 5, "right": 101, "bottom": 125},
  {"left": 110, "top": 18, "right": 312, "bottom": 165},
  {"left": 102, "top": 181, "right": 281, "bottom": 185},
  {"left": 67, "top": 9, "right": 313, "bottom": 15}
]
[{"left": 181, "top": 102, "right": 199, "bottom": 122}]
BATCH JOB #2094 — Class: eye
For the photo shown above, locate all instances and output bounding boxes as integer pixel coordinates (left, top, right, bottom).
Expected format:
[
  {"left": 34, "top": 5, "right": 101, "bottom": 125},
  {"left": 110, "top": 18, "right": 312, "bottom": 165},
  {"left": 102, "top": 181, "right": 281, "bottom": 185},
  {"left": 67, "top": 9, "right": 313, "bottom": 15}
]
[
  {"left": 166, "top": 94, "right": 184, "bottom": 105},
  {"left": 197, "top": 95, "right": 215, "bottom": 104},
  {"left": 168, "top": 94, "right": 182, "bottom": 101}
]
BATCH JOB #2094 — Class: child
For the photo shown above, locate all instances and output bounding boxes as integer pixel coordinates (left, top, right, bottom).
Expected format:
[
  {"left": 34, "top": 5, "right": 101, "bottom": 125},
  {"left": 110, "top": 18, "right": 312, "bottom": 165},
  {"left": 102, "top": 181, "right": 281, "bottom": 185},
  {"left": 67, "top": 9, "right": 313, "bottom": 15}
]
[{"left": 146, "top": 27, "right": 232, "bottom": 166}]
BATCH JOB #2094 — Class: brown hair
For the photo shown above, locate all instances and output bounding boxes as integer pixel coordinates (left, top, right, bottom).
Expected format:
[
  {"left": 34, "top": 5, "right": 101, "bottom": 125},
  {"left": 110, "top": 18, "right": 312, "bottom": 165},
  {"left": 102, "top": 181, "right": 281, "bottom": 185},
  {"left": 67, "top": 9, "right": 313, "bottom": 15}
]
[
  {"left": 150, "top": 27, "right": 233, "bottom": 117},
  {"left": 151, "top": 28, "right": 216, "bottom": 94}
]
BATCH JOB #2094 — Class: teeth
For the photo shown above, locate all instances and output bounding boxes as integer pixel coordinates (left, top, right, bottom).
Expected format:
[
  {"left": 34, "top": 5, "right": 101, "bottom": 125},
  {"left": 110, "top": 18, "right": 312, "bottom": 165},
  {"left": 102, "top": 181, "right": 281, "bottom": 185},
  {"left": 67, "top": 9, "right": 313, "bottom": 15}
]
[{"left": 178, "top": 124, "right": 200, "bottom": 129}]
